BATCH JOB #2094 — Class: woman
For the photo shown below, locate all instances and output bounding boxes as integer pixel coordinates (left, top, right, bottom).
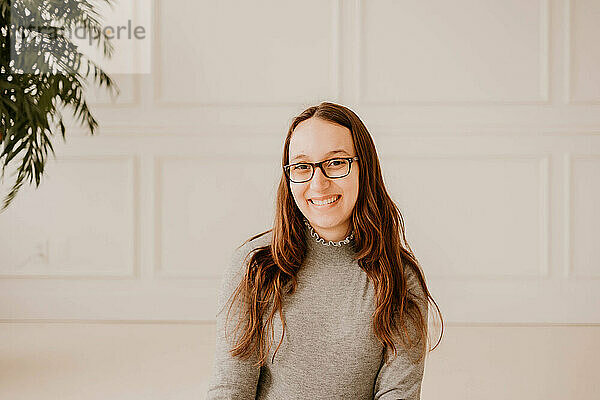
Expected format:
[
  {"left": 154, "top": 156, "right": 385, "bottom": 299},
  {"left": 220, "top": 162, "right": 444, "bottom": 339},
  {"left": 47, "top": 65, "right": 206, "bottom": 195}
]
[{"left": 207, "top": 102, "right": 443, "bottom": 399}]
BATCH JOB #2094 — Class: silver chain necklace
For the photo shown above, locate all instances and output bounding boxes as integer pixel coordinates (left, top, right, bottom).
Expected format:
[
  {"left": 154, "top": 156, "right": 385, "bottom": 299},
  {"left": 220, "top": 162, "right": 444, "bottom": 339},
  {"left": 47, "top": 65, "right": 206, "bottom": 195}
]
[{"left": 303, "top": 218, "right": 355, "bottom": 247}]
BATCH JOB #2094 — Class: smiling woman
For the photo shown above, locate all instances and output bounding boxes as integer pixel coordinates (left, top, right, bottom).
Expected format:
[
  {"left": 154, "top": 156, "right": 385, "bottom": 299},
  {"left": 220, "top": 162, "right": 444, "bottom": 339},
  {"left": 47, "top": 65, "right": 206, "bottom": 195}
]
[{"left": 206, "top": 101, "right": 443, "bottom": 400}]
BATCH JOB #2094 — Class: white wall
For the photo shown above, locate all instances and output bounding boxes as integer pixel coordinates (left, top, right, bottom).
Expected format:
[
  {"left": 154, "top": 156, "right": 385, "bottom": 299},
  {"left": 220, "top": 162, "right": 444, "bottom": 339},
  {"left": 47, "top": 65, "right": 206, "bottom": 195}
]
[{"left": 1, "top": 0, "right": 599, "bottom": 398}]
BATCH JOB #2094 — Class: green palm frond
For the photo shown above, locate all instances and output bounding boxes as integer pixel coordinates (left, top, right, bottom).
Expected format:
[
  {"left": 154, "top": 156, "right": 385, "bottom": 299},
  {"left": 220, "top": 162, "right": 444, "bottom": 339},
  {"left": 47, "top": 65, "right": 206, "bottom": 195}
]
[{"left": 0, "top": 0, "right": 120, "bottom": 212}]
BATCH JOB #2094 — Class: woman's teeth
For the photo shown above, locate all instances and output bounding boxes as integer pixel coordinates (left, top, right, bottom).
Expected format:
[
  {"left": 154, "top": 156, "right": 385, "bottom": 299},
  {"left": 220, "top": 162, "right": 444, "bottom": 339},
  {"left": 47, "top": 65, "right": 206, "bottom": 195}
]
[{"left": 309, "top": 195, "right": 340, "bottom": 206}]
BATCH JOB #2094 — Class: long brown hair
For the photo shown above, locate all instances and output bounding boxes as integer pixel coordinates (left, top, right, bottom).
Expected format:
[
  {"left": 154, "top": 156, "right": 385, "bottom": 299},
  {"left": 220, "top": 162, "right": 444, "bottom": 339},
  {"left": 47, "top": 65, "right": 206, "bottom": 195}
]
[{"left": 224, "top": 101, "right": 443, "bottom": 367}]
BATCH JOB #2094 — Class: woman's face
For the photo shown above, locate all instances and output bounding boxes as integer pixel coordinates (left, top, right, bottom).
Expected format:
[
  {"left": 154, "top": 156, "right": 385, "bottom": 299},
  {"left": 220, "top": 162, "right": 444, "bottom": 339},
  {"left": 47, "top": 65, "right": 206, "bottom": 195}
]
[{"left": 288, "top": 117, "right": 360, "bottom": 241}]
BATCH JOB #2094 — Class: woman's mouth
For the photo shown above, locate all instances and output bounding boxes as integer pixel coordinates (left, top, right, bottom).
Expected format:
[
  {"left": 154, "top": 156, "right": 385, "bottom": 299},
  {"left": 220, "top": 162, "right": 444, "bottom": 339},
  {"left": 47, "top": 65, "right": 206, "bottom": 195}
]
[{"left": 309, "top": 195, "right": 341, "bottom": 207}]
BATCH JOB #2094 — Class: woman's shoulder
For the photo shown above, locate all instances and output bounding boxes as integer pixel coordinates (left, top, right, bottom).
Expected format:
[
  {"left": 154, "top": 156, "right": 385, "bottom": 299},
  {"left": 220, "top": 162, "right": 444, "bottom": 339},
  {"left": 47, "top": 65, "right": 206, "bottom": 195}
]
[
  {"left": 235, "top": 229, "right": 272, "bottom": 258},
  {"left": 218, "top": 230, "right": 273, "bottom": 306},
  {"left": 245, "top": 229, "right": 273, "bottom": 250},
  {"left": 225, "top": 230, "right": 273, "bottom": 277}
]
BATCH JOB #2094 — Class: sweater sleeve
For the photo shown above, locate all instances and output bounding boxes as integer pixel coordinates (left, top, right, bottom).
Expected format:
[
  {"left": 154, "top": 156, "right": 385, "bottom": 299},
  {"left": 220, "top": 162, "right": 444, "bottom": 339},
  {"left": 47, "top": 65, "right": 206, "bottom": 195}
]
[
  {"left": 206, "top": 243, "right": 261, "bottom": 399},
  {"left": 373, "top": 266, "right": 428, "bottom": 400}
]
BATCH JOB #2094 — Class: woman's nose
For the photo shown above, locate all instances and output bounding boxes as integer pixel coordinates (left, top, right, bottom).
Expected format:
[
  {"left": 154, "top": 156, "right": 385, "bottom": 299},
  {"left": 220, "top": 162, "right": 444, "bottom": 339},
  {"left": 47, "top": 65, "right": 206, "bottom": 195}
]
[{"left": 310, "top": 166, "right": 330, "bottom": 188}]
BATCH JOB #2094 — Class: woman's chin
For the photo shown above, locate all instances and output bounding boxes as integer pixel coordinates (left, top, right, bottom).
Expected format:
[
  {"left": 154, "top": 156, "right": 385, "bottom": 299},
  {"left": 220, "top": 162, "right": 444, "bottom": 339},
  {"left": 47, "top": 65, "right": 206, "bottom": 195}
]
[{"left": 306, "top": 215, "right": 347, "bottom": 229}]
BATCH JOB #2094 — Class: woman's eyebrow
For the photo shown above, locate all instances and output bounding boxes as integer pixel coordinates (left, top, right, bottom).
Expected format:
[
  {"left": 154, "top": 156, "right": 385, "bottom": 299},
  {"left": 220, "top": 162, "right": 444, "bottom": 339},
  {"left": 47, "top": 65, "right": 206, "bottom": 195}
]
[{"left": 290, "top": 149, "right": 350, "bottom": 162}]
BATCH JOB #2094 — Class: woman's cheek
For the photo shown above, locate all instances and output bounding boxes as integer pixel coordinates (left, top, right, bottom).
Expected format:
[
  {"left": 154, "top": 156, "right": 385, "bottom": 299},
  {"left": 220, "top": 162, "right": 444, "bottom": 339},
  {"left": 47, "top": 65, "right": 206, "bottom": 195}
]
[{"left": 291, "top": 187, "right": 307, "bottom": 211}]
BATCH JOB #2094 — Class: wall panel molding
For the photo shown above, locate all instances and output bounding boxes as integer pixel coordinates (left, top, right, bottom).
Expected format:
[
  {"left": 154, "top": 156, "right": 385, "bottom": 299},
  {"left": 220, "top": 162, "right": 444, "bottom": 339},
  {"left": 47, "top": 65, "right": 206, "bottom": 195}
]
[
  {"left": 0, "top": 155, "right": 140, "bottom": 279},
  {"left": 564, "top": 153, "right": 600, "bottom": 278},
  {"left": 565, "top": 0, "right": 600, "bottom": 104},
  {"left": 381, "top": 153, "right": 550, "bottom": 280},
  {"left": 356, "top": 0, "right": 550, "bottom": 105},
  {"left": 153, "top": 0, "right": 342, "bottom": 106}
]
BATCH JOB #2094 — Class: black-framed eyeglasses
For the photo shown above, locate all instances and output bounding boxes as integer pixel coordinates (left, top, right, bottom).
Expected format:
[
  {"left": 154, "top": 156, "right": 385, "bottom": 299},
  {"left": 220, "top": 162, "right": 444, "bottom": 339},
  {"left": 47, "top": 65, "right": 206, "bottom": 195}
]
[{"left": 283, "top": 156, "right": 359, "bottom": 183}]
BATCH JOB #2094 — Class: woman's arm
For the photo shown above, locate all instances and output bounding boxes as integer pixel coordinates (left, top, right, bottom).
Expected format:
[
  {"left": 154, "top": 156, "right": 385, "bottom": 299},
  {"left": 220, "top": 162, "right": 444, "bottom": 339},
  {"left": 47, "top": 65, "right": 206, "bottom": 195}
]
[
  {"left": 373, "top": 266, "right": 429, "bottom": 400},
  {"left": 206, "top": 244, "right": 261, "bottom": 399}
]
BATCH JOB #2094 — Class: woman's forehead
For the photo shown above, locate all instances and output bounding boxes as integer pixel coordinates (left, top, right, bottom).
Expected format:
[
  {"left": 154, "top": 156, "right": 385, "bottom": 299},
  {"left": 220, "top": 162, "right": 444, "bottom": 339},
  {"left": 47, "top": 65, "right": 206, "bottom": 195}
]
[{"left": 289, "top": 119, "right": 354, "bottom": 159}]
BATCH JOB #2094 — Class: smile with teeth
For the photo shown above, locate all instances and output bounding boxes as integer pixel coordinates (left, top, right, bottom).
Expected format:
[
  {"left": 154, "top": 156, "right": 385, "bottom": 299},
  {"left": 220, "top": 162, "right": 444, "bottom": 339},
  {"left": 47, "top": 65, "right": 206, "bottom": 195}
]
[{"left": 309, "top": 195, "right": 341, "bottom": 206}]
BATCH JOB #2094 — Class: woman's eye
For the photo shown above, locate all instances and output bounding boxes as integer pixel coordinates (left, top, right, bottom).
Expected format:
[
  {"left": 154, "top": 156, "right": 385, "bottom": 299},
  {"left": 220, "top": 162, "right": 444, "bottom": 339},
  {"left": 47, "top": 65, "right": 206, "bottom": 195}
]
[
  {"left": 329, "top": 159, "right": 345, "bottom": 166},
  {"left": 293, "top": 164, "right": 309, "bottom": 170}
]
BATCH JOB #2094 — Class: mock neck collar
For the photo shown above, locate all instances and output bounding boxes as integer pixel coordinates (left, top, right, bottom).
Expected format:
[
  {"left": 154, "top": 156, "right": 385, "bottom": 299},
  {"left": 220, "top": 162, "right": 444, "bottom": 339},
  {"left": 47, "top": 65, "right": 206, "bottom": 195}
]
[
  {"left": 302, "top": 218, "right": 357, "bottom": 262},
  {"left": 303, "top": 218, "right": 355, "bottom": 246}
]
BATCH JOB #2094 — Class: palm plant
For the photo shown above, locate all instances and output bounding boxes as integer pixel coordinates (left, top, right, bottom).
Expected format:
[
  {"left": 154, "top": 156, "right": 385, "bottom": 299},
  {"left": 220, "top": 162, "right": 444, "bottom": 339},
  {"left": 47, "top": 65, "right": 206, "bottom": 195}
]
[{"left": 0, "top": 0, "right": 119, "bottom": 212}]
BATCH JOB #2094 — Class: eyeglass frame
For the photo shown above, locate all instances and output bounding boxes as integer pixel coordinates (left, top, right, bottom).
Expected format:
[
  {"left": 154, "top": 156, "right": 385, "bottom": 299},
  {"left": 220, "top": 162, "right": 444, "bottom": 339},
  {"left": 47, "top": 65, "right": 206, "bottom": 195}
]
[{"left": 283, "top": 156, "right": 359, "bottom": 183}]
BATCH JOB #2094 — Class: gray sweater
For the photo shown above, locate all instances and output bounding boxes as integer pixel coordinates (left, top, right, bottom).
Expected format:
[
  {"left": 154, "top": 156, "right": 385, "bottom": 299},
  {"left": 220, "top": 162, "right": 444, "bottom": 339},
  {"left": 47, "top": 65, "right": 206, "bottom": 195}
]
[{"left": 206, "top": 223, "right": 427, "bottom": 400}]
